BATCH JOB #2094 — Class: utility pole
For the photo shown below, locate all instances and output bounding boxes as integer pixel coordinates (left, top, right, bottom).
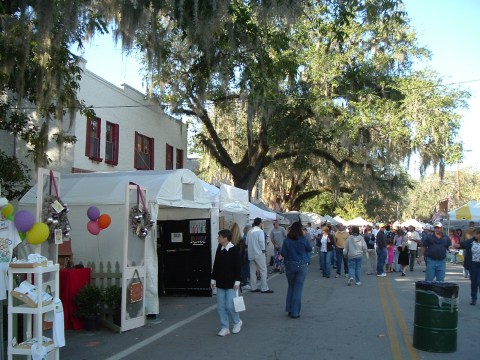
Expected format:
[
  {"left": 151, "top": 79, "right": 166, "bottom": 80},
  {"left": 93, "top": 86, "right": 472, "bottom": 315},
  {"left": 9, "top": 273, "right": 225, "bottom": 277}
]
[{"left": 457, "top": 162, "right": 461, "bottom": 206}]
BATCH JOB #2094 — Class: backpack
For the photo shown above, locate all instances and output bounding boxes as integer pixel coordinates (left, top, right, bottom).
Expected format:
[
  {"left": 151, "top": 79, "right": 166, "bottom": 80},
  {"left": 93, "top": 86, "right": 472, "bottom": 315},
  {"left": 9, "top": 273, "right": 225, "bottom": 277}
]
[{"left": 368, "top": 234, "right": 376, "bottom": 246}]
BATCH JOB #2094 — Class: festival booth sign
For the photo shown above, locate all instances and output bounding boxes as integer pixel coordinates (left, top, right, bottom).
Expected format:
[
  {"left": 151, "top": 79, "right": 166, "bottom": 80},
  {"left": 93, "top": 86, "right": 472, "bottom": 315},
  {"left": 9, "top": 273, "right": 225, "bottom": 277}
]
[{"left": 20, "top": 169, "right": 213, "bottom": 327}]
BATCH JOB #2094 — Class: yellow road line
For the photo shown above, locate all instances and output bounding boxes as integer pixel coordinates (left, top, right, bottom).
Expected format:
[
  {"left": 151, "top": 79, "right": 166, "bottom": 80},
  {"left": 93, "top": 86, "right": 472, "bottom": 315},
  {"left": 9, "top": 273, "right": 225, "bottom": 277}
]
[
  {"left": 377, "top": 277, "right": 403, "bottom": 360},
  {"left": 378, "top": 276, "right": 422, "bottom": 360}
]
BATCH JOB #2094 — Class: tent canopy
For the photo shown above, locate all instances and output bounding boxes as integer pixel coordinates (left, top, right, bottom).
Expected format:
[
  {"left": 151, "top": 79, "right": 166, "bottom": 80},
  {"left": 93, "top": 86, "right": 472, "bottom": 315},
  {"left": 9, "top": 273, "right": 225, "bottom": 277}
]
[
  {"left": 333, "top": 215, "right": 348, "bottom": 225},
  {"left": 347, "top": 217, "right": 371, "bottom": 226},
  {"left": 20, "top": 169, "right": 212, "bottom": 209},
  {"left": 401, "top": 219, "right": 424, "bottom": 229},
  {"left": 448, "top": 201, "right": 480, "bottom": 221}
]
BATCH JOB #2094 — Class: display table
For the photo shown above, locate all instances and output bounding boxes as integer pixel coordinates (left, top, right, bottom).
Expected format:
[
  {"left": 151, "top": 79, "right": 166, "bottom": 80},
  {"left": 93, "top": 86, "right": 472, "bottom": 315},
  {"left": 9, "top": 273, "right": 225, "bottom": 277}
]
[{"left": 59, "top": 268, "right": 91, "bottom": 330}]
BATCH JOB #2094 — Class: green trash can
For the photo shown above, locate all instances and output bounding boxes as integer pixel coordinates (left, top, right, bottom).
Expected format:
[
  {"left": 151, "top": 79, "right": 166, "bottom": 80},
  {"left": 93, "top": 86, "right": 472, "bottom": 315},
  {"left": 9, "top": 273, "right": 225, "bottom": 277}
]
[{"left": 413, "top": 281, "right": 459, "bottom": 353}]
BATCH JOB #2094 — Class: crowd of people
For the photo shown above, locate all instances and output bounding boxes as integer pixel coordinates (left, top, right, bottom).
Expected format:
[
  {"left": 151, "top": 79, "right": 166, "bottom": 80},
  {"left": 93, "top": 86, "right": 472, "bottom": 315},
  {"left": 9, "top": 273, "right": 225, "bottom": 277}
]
[{"left": 210, "top": 217, "right": 480, "bottom": 336}]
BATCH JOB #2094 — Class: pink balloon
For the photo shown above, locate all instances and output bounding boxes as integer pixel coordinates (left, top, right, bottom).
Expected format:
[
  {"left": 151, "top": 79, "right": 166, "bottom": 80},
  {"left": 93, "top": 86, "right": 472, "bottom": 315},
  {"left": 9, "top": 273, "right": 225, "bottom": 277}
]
[{"left": 87, "top": 220, "right": 101, "bottom": 236}]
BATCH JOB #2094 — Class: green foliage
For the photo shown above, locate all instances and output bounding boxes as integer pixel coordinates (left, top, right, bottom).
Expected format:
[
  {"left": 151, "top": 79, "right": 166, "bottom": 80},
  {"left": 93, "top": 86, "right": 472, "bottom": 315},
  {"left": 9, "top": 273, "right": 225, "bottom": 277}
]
[
  {"left": 0, "top": 150, "right": 31, "bottom": 200},
  {"left": 334, "top": 194, "right": 369, "bottom": 221},
  {"left": 74, "top": 284, "right": 103, "bottom": 318},
  {"left": 401, "top": 169, "right": 480, "bottom": 222},
  {"left": 102, "top": 285, "right": 122, "bottom": 312}
]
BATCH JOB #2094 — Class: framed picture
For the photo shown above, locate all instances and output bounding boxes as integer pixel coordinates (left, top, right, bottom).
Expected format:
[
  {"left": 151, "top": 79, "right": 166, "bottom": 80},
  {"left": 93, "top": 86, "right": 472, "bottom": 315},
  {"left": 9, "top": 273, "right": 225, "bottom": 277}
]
[{"left": 54, "top": 229, "right": 63, "bottom": 244}]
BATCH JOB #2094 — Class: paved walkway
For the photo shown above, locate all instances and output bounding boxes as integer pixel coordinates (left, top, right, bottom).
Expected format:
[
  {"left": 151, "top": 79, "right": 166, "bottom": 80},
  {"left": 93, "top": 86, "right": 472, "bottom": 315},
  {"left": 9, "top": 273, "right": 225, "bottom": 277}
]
[{"left": 60, "top": 258, "right": 479, "bottom": 360}]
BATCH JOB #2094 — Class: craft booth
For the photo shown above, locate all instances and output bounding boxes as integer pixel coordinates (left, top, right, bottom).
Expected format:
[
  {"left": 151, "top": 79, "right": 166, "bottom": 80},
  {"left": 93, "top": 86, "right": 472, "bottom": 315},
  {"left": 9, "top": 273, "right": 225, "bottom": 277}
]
[{"left": 20, "top": 169, "right": 217, "bottom": 331}]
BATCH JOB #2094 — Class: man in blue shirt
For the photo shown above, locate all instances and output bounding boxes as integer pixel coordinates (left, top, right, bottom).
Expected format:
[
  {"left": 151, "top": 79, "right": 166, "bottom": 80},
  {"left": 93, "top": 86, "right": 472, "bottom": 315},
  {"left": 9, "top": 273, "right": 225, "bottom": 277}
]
[{"left": 418, "top": 222, "right": 451, "bottom": 282}]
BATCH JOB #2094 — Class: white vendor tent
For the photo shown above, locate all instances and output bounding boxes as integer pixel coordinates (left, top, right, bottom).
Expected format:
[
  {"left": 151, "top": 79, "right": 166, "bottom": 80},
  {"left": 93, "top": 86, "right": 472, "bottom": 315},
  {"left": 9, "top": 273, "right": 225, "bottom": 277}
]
[
  {"left": 20, "top": 169, "right": 214, "bottom": 319},
  {"left": 401, "top": 219, "right": 424, "bottom": 230},
  {"left": 323, "top": 215, "right": 340, "bottom": 226},
  {"left": 302, "top": 212, "right": 326, "bottom": 227},
  {"left": 333, "top": 215, "right": 348, "bottom": 225},
  {"left": 347, "top": 217, "right": 371, "bottom": 227}
]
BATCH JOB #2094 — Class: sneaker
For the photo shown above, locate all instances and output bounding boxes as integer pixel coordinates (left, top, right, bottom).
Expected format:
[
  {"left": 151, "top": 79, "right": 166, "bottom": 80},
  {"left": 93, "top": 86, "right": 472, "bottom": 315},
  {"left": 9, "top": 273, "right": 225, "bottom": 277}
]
[
  {"left": 348, "top": 277, "right": 354, "bottom": 286},
  {"left": 344, "top": 274, "right": 349, "bottom": 278},
  {"left": 217, "top": 328, "right": 230, "bottom": 336},
  {"left": 232, "top": 320, "right": 243, "bottom": 334},
  {"left": 355, "top": 282, "right": 361, "bottom": 285},
  {"left": 401, "top": 272, "right": 406, "bottom": 277},
  {"left": 261, "top": 289, "right": 274, "bottom": 294},
  {"left": 335, "top": 274, "right": 339, "bottom": 278},
  {"left": 242, "top": 284, "right": 251, "bottom": 290},
  {"left": 377, "top": 273, "right": 387, "bottom": 277}
]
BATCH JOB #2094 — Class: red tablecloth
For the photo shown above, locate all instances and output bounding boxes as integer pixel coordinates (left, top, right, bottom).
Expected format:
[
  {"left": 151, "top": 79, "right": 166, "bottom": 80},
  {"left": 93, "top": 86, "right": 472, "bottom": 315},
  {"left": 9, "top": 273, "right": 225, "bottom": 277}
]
[{"left": 59, "top": 268, "right": 91, "bottom": 330}]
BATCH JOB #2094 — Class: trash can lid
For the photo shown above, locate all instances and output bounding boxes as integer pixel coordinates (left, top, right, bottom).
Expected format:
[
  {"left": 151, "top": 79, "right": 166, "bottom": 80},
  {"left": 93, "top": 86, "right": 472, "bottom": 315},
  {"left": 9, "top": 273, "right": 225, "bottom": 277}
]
[{"left": 415, "top": 281, "right": 459, "bottom": 297}]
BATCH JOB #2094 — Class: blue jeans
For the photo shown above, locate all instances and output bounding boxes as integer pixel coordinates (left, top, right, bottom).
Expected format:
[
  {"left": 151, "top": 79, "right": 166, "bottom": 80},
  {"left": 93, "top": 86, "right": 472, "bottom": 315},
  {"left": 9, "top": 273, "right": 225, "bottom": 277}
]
[
  {"left": 425, "top": 257, "right": 446, "bottom": 282},
  {"left": 376, "top": 247, "right": 387, "bottom": 275},
  {"left": 470, "top": 262, "right": 480, "bottom": 301},
  {"left": 348, "top": 257, "right": 363, "bottom": 283},
  {"left": 216, "top": 288, "right": 240, "bottom": 329},
  {"left": 320, "top": 251, "right": 333, "bottom": 277},
  {"left": 336, "top": 248, "right": 348, "bottom": 275},
  {"left": 284, "top": 260, "right": 308, "bottom": 317}
]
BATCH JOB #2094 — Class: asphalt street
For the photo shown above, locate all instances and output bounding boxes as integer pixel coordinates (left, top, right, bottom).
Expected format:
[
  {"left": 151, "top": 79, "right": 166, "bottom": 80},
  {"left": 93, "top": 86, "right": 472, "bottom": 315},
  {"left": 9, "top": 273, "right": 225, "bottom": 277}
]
[{"left": 61, "top": 256, "right": 479, "bottom": 360}]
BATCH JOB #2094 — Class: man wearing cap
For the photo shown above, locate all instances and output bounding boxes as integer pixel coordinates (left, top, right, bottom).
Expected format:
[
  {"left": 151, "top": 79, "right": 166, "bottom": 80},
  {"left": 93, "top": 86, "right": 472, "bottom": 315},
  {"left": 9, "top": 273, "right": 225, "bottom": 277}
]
[
  {"left": 417, "top": 222, "right": 451, "bottom": 282},
  {"left": 376, "top": 223, "right": 388, "bottom": 276}
]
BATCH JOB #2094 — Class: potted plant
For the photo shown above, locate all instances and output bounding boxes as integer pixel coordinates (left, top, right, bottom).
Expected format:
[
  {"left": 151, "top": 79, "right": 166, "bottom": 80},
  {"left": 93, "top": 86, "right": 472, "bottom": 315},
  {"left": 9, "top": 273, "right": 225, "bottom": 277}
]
[
  {"left": 74, "top": 284, "right": 103, "bottom": 330},
  {"left": 103, "top": 285, "right": 122, "bottom": 326}
]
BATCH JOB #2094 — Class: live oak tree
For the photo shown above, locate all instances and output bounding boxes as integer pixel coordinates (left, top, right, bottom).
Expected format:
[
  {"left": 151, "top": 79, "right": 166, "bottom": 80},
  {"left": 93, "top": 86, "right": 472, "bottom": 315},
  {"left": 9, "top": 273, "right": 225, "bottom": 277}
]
[
  {"left": 0, "top": 0, "right": 301, "bottom": 198},
  {"left": 142, "top": 1, "right": 468, "bottom": 215},
  {"left": 0, "top": 0, "right": 469, "bottom": 215}
]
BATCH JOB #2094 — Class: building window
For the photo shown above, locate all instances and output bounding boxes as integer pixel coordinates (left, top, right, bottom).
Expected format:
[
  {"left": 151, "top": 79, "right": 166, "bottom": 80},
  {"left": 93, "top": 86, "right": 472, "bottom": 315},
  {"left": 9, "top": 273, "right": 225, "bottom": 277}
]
[
  {"left": 176, "top": 148, "right": 184, "bottom": 169},
  {"left": 105, "top": 122, "right": 119, "bottom": 165},
  {"left": 134, "top": 132, "right": 154, "bottom": 170},
  {"left": 166, "top": 144, "right": 174, "bottom": 170},
  {"left": 85, "top": 117, "right": 102, "bottom": 161}
]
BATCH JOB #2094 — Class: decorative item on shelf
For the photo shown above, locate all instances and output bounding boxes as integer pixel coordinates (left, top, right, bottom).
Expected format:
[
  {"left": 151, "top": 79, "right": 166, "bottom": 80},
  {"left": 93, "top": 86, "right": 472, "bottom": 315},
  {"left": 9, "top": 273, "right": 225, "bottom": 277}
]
[{"left": 128, "top": 184, "right": 154, "bottom": 239}]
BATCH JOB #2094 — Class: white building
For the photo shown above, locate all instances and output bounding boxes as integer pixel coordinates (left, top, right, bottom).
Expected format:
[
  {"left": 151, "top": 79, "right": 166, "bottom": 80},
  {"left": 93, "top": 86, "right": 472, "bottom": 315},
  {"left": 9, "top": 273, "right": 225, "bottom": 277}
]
[{"left": 1, "top": 59, "right": 187, "bottom": 176}]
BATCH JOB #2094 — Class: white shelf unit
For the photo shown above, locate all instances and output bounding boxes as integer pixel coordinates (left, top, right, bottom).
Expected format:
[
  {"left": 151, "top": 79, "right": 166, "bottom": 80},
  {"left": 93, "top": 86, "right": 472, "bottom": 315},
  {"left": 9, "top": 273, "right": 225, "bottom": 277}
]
[{"left": 7, "top": 264, "right": 60, "bottom": 360}]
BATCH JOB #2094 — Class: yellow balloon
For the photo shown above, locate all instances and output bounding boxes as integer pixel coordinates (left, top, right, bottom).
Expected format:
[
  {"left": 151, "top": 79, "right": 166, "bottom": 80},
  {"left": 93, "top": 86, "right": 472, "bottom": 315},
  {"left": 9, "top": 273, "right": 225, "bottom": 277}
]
[
  {"left": 1, "top": 203, "right": 14, "bottom": 218},
  {"left": 26, "top": 222, "right": 50, "bottom": 245}
]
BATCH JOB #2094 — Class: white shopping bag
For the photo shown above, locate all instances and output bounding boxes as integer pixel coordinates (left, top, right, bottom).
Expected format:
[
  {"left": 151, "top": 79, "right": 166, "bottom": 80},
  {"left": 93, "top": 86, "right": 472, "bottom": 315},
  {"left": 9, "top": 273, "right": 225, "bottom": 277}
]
[{"left": 233, "top": 289, "right": 246, "bottom": 312}]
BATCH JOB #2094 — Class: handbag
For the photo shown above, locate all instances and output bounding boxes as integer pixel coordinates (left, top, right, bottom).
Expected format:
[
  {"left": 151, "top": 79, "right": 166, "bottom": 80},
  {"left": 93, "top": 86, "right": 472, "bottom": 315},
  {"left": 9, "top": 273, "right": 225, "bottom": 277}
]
[
  {"left": 233, "top": 289, "right": 246, "bottom": 312},
  {"left": 128, "top": 269, "right": 143, "bottom": 304}
]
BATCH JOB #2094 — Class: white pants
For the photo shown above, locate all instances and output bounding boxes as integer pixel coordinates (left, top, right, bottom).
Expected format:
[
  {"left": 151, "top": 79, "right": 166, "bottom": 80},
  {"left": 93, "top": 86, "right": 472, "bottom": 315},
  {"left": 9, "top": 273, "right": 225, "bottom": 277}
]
[{"left": 249, "top": 254, "right": 269, "bottom": 292}]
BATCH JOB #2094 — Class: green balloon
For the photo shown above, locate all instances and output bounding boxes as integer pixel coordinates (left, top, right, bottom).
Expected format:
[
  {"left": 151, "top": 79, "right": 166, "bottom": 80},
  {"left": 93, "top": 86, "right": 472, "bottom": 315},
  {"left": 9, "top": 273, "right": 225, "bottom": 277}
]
[
  {"left": 19, "top": 231, "right": 26, "bottom": 240},
  {"left": 6, "top": 215, "right": 14, "bottom": 221}
]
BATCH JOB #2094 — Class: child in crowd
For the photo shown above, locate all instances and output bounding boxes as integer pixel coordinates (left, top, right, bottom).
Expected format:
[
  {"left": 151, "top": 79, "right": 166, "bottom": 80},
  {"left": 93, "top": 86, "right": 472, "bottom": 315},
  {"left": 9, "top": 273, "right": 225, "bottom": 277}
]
[{"left": 386, "top": 239, "right": 395, "bottom": 273}]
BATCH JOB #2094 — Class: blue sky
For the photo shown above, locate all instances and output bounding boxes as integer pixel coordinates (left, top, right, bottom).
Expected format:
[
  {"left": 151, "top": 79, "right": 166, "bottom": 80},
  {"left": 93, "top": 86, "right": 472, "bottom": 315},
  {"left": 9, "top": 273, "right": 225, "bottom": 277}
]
[{"left": 80, "top": 0, "right": 480, "bottom": 171}]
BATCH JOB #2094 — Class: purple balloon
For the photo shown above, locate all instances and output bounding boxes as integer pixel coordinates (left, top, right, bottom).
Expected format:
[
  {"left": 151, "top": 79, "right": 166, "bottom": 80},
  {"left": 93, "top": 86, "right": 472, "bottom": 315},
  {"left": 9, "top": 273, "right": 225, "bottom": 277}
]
[
  {"left": 87, "top": 220, "right": 101, "bottom": 236},
  {"left": 87, "top": 206, "right": 100, "bottom": 221},
  {"left": 14, "top": 210, "right": 35, "bottom": 233}
]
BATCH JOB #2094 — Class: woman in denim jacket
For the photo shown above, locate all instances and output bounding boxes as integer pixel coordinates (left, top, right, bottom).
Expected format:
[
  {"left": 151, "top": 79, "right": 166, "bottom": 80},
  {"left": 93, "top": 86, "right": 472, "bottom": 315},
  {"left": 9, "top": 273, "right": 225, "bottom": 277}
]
[{"left": 280, "top": 221, "right": 312, "bottom": 319}]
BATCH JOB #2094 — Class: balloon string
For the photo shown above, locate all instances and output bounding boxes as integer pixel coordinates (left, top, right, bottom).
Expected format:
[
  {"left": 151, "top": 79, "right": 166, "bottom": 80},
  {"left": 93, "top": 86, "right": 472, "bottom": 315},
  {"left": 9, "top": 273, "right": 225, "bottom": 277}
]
[{"left": 97, "top": 234, "right": 102, "bottom": 262}]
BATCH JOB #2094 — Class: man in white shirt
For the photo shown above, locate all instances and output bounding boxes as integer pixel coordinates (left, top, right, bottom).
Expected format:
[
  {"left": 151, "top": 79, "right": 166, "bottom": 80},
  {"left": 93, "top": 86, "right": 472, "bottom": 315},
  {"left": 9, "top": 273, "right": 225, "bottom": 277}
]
[
  {"left": 246, "top": 218, "right": 273, "bottom": 293},
  {"left": 407, "top": 225, "right": 421, "bottom": 271}
]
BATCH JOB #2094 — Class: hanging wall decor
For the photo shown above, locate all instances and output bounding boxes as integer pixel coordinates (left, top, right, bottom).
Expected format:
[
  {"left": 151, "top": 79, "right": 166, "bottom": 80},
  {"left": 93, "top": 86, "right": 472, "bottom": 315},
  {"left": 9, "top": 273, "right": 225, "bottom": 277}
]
[
  {"left": 42, "top": 171, "right": 71, "bottom": 243},
  {"left": 128, "top": 185, "right": 154, "bottom": 239}
]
